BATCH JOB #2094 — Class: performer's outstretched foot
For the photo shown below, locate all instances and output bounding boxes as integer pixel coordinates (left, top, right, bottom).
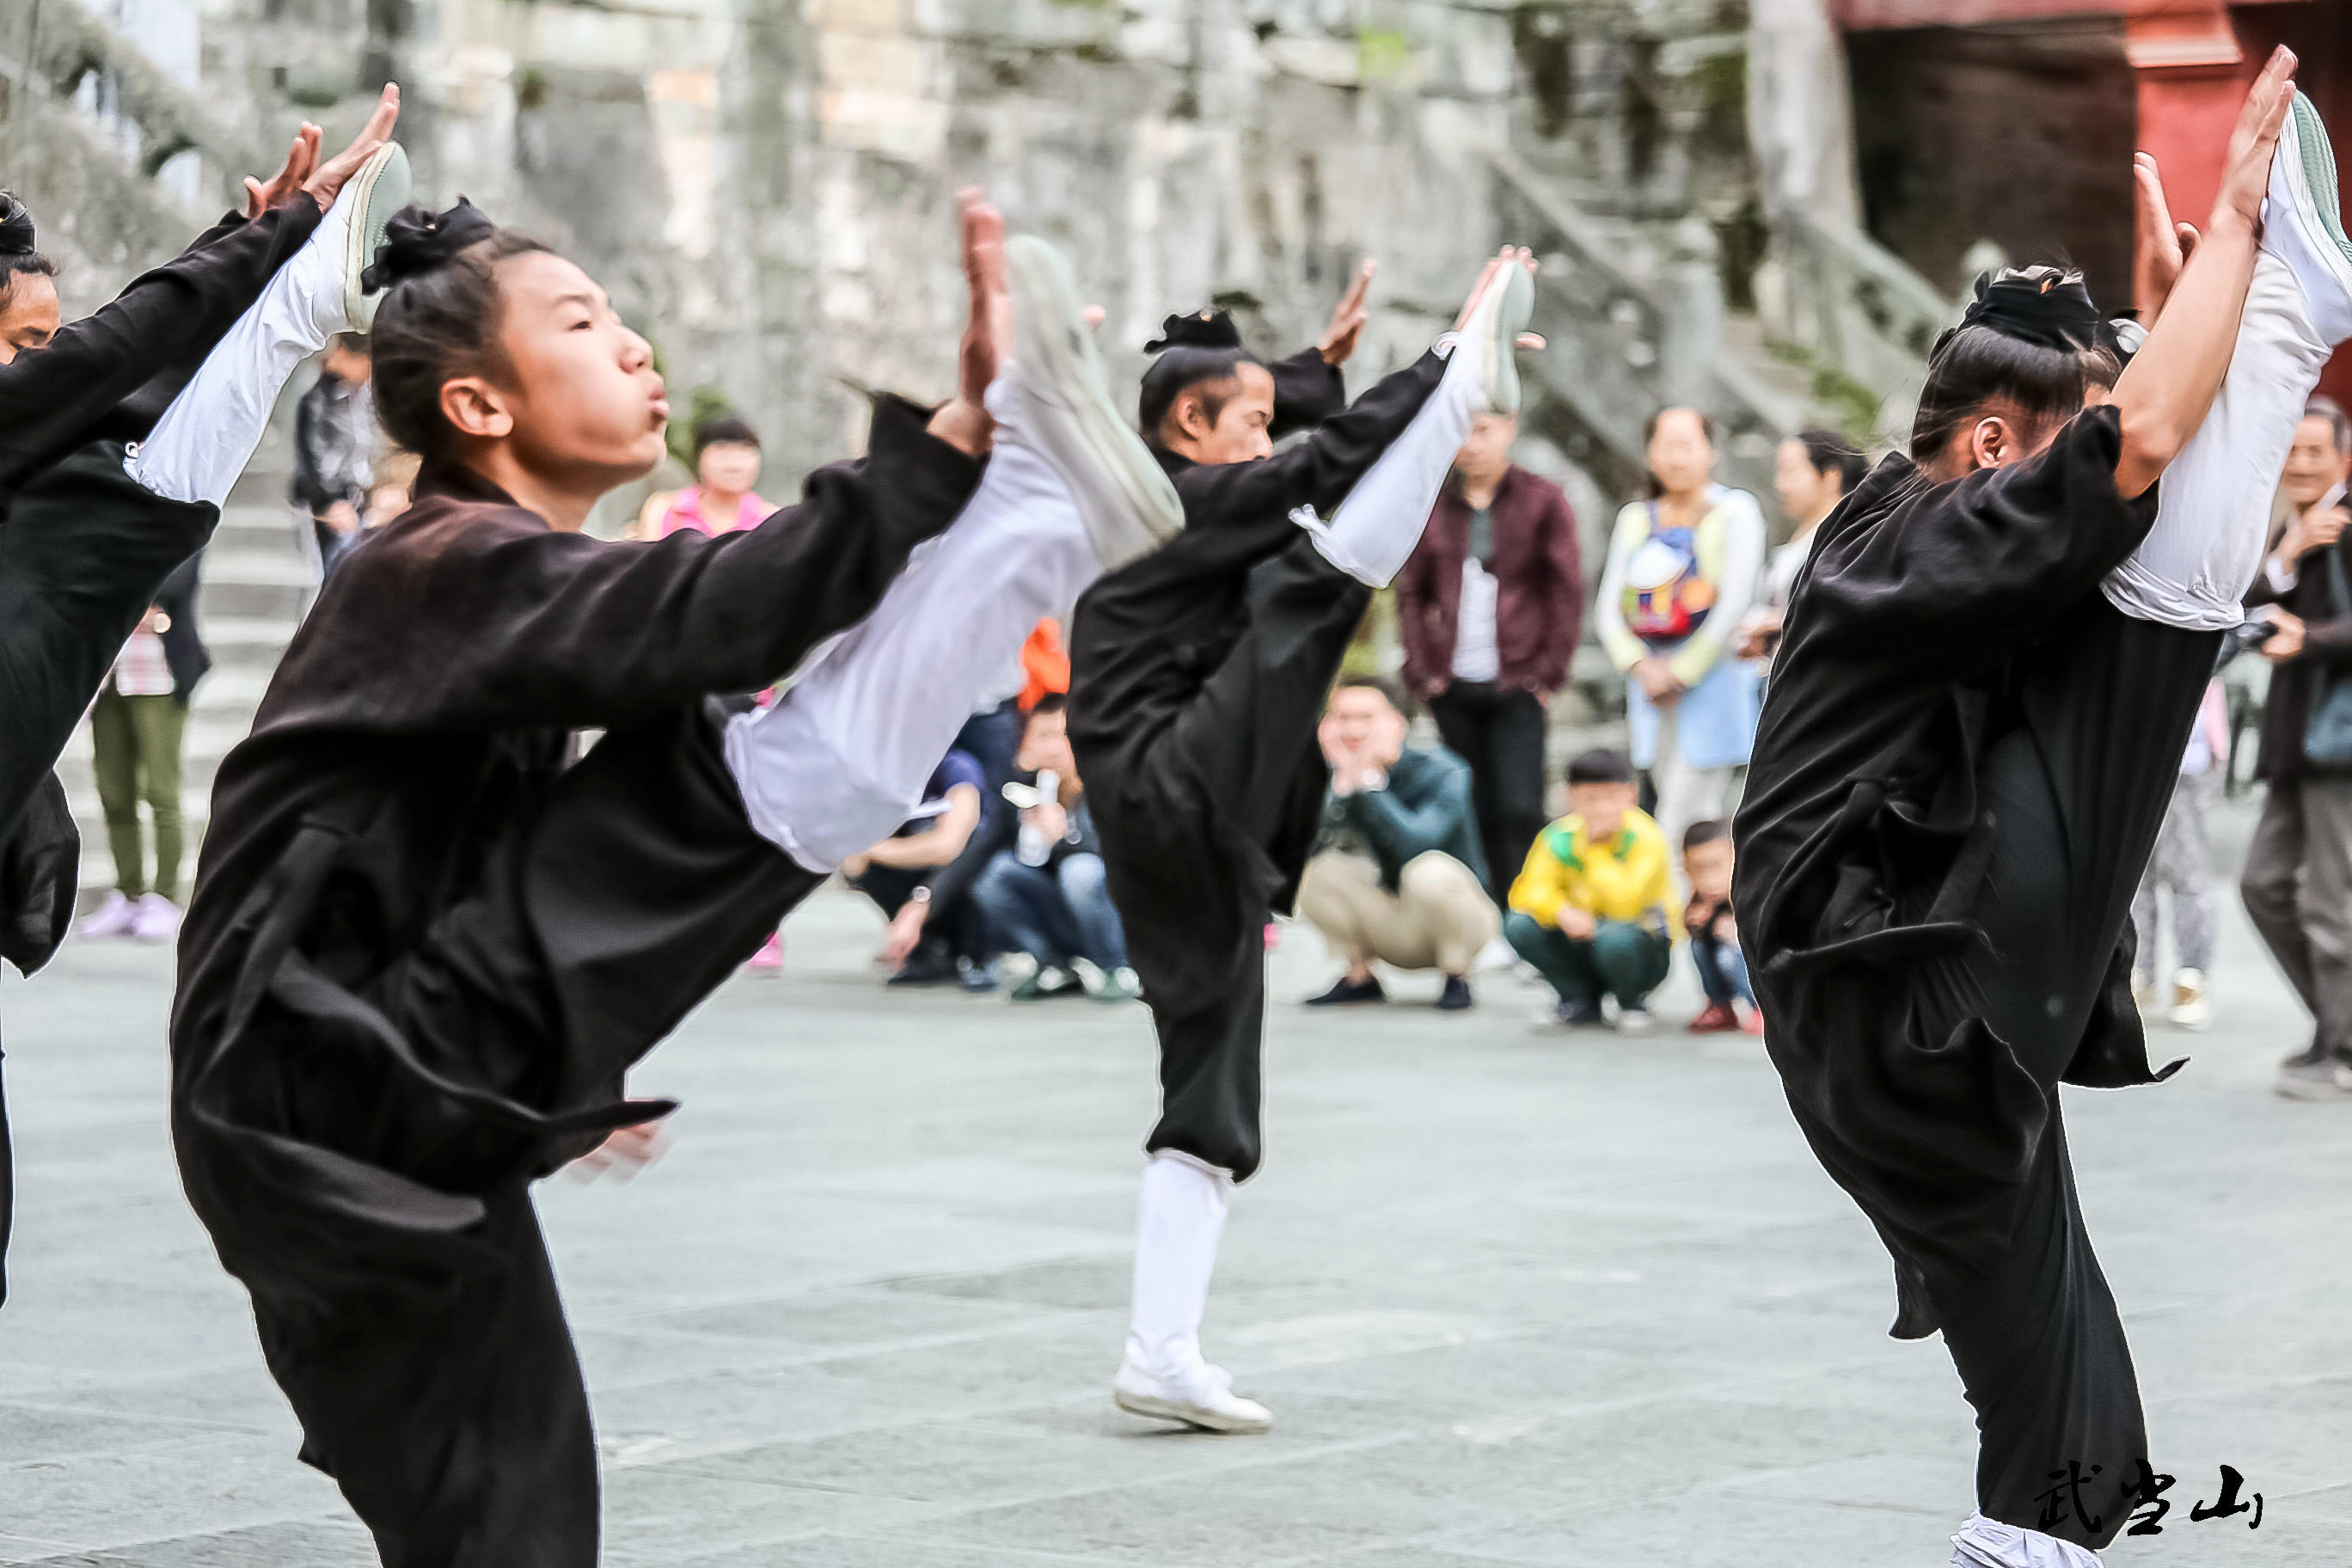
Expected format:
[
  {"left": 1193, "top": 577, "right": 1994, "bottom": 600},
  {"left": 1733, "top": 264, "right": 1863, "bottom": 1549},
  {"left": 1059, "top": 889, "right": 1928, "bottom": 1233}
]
[
  {"left": 340, "top": 141, "right": 411, "bottom": 330},
  {"left": 2268, "top": 89, "right": 2352, "bottom": 344},
  {"left": 998, "top": 236, "right": 1182, "bottom": 569},
  {"left": 1452, "top": 248, "right": 1536, "bottom": 416},
  {"left": 1113, "top": 1355, "right": 1272, "bottom": 1435}
]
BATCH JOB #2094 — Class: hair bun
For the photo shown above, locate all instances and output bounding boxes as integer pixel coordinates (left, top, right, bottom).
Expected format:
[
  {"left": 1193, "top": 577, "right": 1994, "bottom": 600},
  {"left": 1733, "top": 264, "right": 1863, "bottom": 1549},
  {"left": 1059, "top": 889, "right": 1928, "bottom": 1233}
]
[
  {"left": 1144, "top": 309, "right": 1242, "bottom": 355},
  {"left": 0, "top": 193, "right": 37, "bottom": 256},
  {"left": 1961, "top": 266, "right": 2106, "bottom": 353},
  {"left": 360, "top": 199, "right": 498, "bottom": 296}
]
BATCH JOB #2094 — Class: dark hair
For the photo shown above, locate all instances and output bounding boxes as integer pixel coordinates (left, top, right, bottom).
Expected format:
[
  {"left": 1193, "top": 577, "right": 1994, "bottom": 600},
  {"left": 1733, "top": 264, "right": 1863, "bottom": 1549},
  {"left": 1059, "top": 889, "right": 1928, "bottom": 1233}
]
[
  {"left": 1639, "top": 406, "right": 1717, "bottom": 499},
  {"left": 694, "top": 414, "right": 760, "bottom": 456},
  {"left": 328, "top": 331, "right": 370, "bottom": 358},
  {"left": 1567, "top": 748, "right": 1633, "bottom": 786},
  {"left": 0, "top": 192, "right": 58, "bottom": 309},
  {"left": 1910, "top": 267, "right": 2119, "bottom": 464},
  {"left": 1332, "top": 671, "right": 1407, "bottom": 714},
  {"left": 1682, "top": 818, "right": 1730, "bottom": 854},
  {"left": 1794, "top": 427, "right": 1867, "bottom": 495},
  {"left": 2307, "top": 395, "right": 2352, "bottom": 456},
  {"left": 1138, "top": 345, "right": 1263, "bottom": 447},
  {"left": 367, "top": 205, "right": 553, "bottom": 466},
  {"left": 1026, "top": 690, "right": 1069, "bottom": 722}
]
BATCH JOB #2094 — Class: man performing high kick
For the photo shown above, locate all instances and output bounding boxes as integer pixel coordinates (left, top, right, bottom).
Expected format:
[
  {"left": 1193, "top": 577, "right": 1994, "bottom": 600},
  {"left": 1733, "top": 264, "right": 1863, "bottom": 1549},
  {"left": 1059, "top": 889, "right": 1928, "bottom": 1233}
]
[
  {"left": 1736, "top": 52, "right": 2350, "bottom": 1566},
  {"left": 1069, "top": 249, "right": 1537, "bottom": 1433}
]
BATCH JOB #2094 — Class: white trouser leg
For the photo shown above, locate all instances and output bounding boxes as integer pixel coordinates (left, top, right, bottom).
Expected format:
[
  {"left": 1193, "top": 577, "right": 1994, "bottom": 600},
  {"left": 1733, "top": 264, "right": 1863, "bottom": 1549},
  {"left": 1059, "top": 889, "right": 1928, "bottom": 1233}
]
[
  {"left": 1298, "top": 343, "right": 1483, "bottom": 588},
  {"left": 724, "top": 430, "right": 1100, "bottom": 873},
  {"left": 1126, "top": 1149, "right": 1233, "bottom": 1383},
  {"left": 127, "top": 209, "right": 352, "bottom": 509},
  {"left": 1949, "top": 1511, "right": 2102, "bottom": 1567},
  {"left": 2101, "top": 247, "right": 2332, "bottom": 630}
]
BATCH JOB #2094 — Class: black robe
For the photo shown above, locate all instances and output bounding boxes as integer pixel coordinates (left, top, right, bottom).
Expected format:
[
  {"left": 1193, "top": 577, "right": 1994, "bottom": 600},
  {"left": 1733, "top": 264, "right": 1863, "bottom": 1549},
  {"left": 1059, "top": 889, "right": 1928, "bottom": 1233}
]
[
  {"left": 168, "top": 400, "right": 978, "bottom": 1566},
  {"left": 1734, "top": 407, "right": 2215, "bottom": 1547},
  {"left": 0, "top": 198, "right": 323, "bottom": 1306},
  {"left": 1070, "top": 351, "right": 1443, "bottom": 1180}
]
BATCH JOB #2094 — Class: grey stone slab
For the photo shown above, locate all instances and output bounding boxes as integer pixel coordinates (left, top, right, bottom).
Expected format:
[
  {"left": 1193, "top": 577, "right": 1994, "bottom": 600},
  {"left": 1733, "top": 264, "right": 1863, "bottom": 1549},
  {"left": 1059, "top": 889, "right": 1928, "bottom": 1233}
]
[
  {"left": 0, "top": 1400, "right": 261, "bottom": 1463},
  {"left": 16, "top": 1516, "right": 374, "bottom": 1567},
  {"left": 1, "top": 1435, "right": 347, "bottom": 1553},
  {"left": 600, "top": 1466, "right": 946, "bottom": 1567}
]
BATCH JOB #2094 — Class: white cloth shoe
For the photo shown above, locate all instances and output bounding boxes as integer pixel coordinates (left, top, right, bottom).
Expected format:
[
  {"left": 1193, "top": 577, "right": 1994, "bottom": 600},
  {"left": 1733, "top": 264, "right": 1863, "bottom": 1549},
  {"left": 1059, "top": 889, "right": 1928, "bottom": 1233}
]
[
  {"left": 1450, "top": 253, "right": 1536, "bottom": 417},
  {"left": 130, "top": 892, "right": 181, "bottom": 943},
  {"left": 1113, "top": 1353, "right": 1271, "bottom": 1435},
  {"left": 1949, "top": 1511, "right": 2102, "bottom": 1568},
  {"left": 999, "top": 235, "right": 1182, "bottom": 570},
  {"left": 77, "top": 891, "right": 138, "bottom": 940},
  {"left": 341, "top": 141, "right": 413, "bottom": 330},
  {"left": 2269, "top": 90, "right": 2352, "bottom": 346}
]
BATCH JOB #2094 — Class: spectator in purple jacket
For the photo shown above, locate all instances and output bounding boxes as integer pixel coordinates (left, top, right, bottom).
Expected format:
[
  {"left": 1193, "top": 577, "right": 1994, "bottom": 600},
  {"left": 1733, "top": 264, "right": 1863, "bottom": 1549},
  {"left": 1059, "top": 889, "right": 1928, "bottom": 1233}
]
[{"left": 1395, "top": 411, "right": 1583, "bottom": 906}]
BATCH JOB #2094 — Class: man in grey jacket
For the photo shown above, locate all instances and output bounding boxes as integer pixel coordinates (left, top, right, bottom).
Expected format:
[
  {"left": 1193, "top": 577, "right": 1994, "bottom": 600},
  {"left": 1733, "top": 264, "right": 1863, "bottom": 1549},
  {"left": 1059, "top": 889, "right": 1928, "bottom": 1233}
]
[{"left": 1299, "top": 674, "right": 1496, "bottom": 1010}]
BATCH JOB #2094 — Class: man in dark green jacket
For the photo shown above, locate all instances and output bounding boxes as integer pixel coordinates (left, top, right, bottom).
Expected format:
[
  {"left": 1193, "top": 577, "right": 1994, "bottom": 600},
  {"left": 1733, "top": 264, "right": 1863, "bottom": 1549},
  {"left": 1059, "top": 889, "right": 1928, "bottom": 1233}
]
[{"left": 1299, "top": 675, "right": 1497, "bottom": 1009}]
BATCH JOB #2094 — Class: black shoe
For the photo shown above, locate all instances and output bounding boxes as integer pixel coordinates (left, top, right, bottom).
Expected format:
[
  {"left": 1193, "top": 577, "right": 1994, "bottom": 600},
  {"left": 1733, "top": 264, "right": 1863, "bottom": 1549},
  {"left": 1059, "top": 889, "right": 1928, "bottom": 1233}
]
[
  {"left": 959, "top": 957, "right": 1000, "bottom": 994},
  {"left": 1304, "top": 974, "right": 1387, "bottom": 1007},
  {"left": 1436, "top": 975, "right": 1473, "bottom": 1011},
  {"left": 1553, "top": 998, "right": 1602, "bottom": 1027},
  {"left": 887, "top": 936, "right": 957, "bottom": 987},
  {"left": 2282, "top": 1037, "right": 2331, "bottom": 1070}
]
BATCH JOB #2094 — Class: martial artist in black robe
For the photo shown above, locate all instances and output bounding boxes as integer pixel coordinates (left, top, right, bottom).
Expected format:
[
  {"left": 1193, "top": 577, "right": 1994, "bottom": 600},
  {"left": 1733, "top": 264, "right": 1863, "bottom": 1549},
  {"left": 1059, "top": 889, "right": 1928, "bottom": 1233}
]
[
  {"left": 0, "top": 189, "right": 325, "bottom": 1303},
  {"left": 169, "top": 412, "right": 979, "bottom": 1565}
]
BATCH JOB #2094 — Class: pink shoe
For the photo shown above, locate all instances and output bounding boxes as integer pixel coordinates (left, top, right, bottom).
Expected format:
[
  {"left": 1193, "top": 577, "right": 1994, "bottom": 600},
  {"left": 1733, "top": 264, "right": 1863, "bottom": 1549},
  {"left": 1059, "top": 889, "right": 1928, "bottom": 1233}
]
[
  {"left": 78, "top": 890, "right": 139, "bottom": 940},
  {"left": 744, "top": 932, "right": 784, "bottom": 975}
]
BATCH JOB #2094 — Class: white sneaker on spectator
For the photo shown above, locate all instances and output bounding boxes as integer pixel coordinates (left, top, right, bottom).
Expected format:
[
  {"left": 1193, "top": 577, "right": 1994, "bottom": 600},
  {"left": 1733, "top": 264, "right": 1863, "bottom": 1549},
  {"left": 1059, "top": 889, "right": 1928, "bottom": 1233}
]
[
  {"left": 1113, "top": 1354, "right": 1271, "bottom": 1434},
  {"left": 78, "top": 891, "right": 138, "bottom": 940},
  {"left": 1615, "top": 1005, "right": 1656, "bottom": 1035},
  {"left": 130, "top": 892, "right": 181, "bottom": 943},
  {"left": 2168, "top": 967, "right": 2212, "bottom": 1032}
]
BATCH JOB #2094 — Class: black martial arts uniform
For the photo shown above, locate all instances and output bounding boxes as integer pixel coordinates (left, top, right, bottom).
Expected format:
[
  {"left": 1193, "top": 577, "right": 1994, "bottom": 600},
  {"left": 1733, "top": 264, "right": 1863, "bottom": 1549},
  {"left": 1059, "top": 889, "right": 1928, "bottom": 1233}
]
[
  {"left": 168, "top": 401, "right": 977, "bottom": 1567},
  {"left": 1069, "top": 352, "right": 1444, "bottom": 1181},
  {"left": 0, "top": 199, "right": 323, "bottom": 1304},
  {"left": 1735, "top": 407, "right": 2212, "bottom": 1549}
]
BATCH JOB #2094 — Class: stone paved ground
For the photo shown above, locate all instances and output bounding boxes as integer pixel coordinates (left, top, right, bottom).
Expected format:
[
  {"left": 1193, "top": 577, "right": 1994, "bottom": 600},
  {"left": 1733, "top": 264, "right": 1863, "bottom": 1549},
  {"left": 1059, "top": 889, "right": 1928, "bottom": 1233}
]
[{"left": 3, "top": 804, "right": 2351, "bottom": 1565}]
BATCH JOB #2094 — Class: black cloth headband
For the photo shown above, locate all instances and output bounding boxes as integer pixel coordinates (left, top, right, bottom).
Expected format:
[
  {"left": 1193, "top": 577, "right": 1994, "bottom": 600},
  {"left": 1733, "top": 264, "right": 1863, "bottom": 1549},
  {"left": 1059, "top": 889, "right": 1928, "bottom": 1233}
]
[
  {"left": 0, "top": 193, "right": 35, "bottom": 256},
  {"left": 1958, "top": 268, "right": 2108, "bottom": 353},
  {"left": 1145, "top": 309, "right": 1242, "bottom": 354},
  {"left": 360, "top": 199, "right": 498, "bottom": 296}
]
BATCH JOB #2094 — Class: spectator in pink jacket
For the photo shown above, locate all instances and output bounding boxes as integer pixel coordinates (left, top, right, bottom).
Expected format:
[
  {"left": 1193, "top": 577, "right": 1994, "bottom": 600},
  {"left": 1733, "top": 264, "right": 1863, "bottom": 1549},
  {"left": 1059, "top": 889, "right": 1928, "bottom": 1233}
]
[{"left": 1395, "top": 411, "right": 1583, "bottom": 905}]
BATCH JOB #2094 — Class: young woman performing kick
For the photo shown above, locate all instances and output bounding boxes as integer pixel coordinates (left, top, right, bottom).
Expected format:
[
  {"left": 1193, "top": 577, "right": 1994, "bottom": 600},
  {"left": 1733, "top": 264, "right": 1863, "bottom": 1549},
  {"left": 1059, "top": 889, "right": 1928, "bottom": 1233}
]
[
  {"left": 1736, "top": 52, "right": 2349, "bottom": 1566},
  {"left": 1069, "top": 250, "right": 1537, "bottom": 1434},
  {"left": 167, "top": 192, "right": 1179, "bottom": 1565},
  {"left": 0, "top": 89, "right": 404, "bottom": 1305}
]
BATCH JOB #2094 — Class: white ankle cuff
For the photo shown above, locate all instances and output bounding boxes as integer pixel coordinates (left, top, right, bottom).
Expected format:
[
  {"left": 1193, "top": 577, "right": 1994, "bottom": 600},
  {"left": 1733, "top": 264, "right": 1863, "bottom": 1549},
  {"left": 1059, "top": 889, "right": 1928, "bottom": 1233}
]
[{"left": 1949, "top": 1512, "right": 2102, "bottom": 1568}]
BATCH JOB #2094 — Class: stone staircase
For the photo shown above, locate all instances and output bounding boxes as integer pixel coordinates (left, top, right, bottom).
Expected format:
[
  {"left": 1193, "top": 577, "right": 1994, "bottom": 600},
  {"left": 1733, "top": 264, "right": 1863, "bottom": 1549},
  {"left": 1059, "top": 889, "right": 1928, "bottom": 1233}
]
[{"left": 54, "top": 410, "right": 309, "bottom": 901}]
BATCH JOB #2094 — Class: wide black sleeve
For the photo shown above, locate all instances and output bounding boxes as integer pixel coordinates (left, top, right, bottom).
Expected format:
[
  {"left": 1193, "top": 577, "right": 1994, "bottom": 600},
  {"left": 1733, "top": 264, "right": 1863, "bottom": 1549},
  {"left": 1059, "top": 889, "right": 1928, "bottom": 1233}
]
[
  {"left": 377, "top": 395, "right": 982, "bottom": 733},
  {"left": 1267, "top": 348, "right": 1345, "bottom": 440},
  {"left": 0, "top": 202, "right": 322, "bottom": 503},
  {"left": 1797, "top": 407, "right": 2155, "bottom": 678},
  {"left": 1164, "top": 351, "right": 1447, "bottom": 579}
]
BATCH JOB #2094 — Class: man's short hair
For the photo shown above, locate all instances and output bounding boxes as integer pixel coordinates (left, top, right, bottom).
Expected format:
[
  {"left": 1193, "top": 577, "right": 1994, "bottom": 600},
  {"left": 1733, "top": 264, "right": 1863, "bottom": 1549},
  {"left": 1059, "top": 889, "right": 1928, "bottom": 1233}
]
[
  {"left": 1026, "top": 690, "right": 1069, "bottom": 723},
  {"left": 328, "top": 331, "right": 370, "bottom": 358},
  {"left": 1332, "top": 672, "right": 1407, "bottom": 714},
  {"left": 2309, "top": 395, "right": 2352, "bottom": 455},
  {"left": 1682, "top": 818, "right": 1730, "bottom": 854},
  {"left": 1567, "top": 749, "right": 1633, "bottom": 786}
]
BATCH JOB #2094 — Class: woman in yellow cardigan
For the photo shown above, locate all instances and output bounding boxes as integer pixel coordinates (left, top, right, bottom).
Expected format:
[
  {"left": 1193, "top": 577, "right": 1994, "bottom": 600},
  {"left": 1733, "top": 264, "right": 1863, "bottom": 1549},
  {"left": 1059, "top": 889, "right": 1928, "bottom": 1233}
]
[{"left": 1504, "top": 748, "right": 1679, "bottom": 1030}]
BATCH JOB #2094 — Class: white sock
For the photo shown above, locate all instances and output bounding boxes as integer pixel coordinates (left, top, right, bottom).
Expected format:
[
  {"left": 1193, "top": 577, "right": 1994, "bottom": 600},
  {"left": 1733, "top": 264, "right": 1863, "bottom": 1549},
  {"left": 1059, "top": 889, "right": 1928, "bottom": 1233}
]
[
  {"left": 2102, "top": 246, "right": 2332, "bottom": 630},
  {"left": 1297, "top": 342, "right": 1481, "bottom": 588},
  {"left": 127, "top": 194, "right": 357, "bottom": 508},
  {"left": 1948, "top": 1511, "right": 2102, "bottom": 1568},
  {"left": 725, "top": 420, "right": 1101, "bottom": 873},
  {"left": 1126, "top": 1150, "right": 1232, "bottom": 1384}
]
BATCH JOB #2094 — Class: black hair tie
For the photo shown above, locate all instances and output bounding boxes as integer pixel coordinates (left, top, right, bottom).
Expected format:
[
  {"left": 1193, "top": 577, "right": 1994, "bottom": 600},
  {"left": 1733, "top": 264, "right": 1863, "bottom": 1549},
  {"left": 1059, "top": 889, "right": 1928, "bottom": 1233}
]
[
  {"left": 1959, "top": 267, "right": 2108, "bottom": 353},
  {"left": 360, "top": 199, "right": 498, "bottom": 296},
  {"left": 0, "top": 193, "right": 37, "bottom": 256},
  {"left": 1144, "top": 309, "right": 1242, "bottom": 354}
]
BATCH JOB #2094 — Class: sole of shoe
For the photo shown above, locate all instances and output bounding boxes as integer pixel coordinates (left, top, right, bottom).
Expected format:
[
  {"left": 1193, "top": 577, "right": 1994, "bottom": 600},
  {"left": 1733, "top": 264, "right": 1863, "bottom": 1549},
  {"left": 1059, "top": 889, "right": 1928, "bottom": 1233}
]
[
  {"left": 1002, "top": 236, "right": 1183, "bottom": 569},
  {"left": 2271, "top": 93, "right": 2352, "bottom": 342},
  {"left": 1457, "top": 257, "right": 1536, "bottom": 417},
  {"left": 2275, "top": 1074, "right": 2352, "bottom": 1102},
  {"left": 1113, "top": 1386, "right": 1273, "bottom": 1435},
  {"left": 343, "top": 141, "right": 413, "bottom": 331}
]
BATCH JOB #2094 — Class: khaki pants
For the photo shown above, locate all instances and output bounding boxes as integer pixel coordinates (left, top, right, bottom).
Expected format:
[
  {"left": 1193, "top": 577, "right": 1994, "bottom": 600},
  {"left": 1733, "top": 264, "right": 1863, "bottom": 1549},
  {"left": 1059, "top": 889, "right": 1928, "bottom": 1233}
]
[{"left": 1298, "top": 850, "right": 1498, "bottom": 977}]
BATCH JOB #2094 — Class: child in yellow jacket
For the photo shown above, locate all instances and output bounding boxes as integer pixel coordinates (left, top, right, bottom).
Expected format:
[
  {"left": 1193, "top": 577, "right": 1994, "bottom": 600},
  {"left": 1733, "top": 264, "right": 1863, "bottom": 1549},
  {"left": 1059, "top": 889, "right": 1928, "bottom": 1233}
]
[{"left": 1505, "top": 748, "right": 1678, "bottom": 1030}]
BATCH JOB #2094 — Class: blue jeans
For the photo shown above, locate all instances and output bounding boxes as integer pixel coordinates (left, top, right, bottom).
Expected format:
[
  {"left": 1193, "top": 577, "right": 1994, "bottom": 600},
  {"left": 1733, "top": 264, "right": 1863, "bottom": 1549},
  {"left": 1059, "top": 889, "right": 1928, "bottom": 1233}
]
[
  {"left": 972, "top": 850, "right": 1129, "bottom": 970},
  {"left": 1691, "top": 931, "right": 1756, "bottom": 1008}
]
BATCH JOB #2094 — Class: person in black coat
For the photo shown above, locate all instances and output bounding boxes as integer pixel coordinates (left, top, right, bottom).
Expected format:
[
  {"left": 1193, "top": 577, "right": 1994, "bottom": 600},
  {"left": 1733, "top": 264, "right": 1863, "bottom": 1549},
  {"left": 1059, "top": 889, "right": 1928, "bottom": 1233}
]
[
  {"left": 1736, "top": 59, "right": 2345, "bottom": 1563},
  {"left": 1070, "top": 250, "right": 1534, "bottom": 1436},
  {"left": 0, "top": 89, "right": 401, "bottom": 1307}
]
